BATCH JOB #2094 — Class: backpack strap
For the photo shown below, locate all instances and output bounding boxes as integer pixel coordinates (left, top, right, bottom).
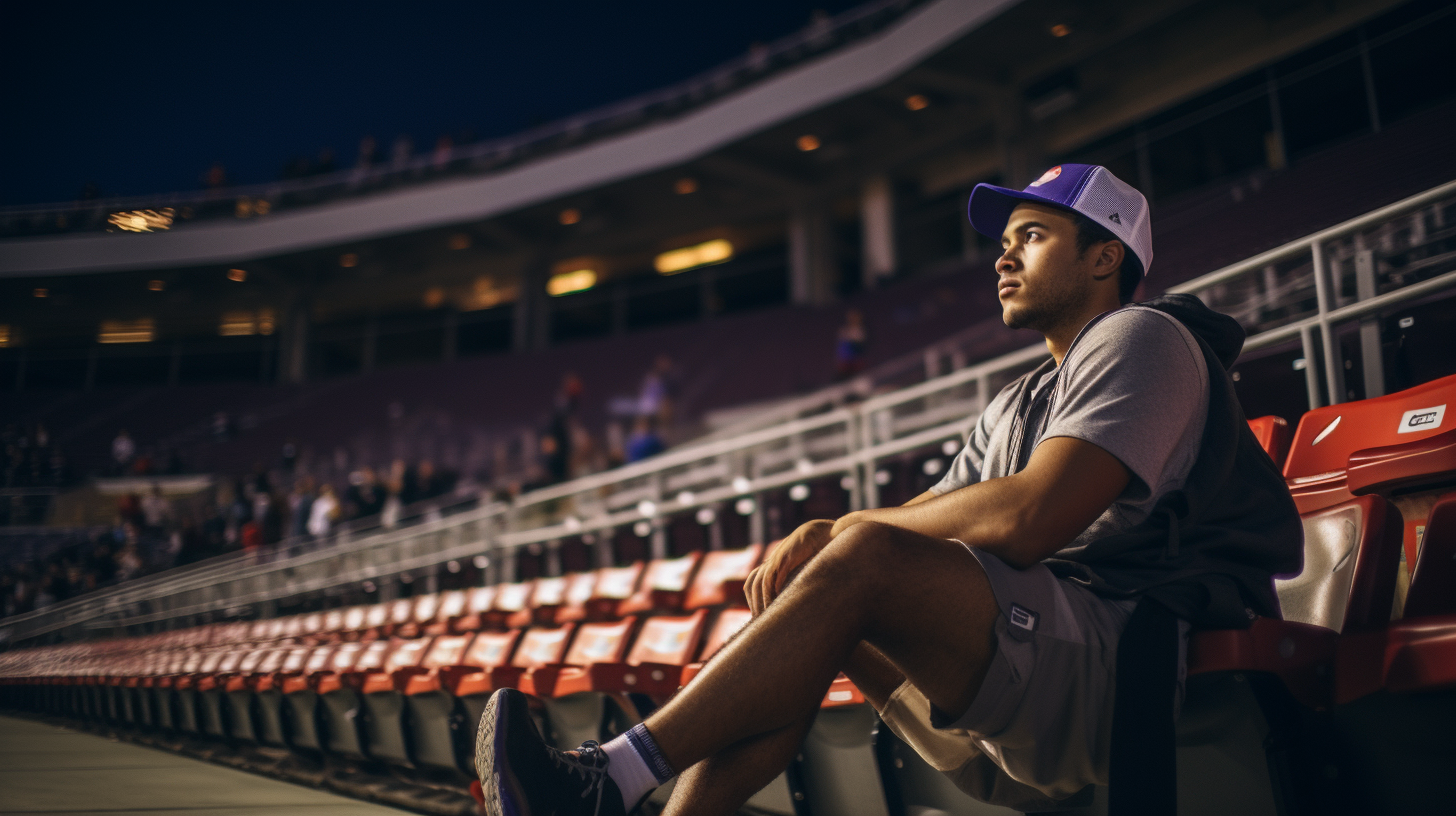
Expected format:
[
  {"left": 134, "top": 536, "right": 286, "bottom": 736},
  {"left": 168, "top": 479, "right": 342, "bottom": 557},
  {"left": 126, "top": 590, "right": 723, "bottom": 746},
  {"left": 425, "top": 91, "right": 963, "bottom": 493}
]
[{"left": 1108, "top": 597, "right": 1180, "bottom": 815}]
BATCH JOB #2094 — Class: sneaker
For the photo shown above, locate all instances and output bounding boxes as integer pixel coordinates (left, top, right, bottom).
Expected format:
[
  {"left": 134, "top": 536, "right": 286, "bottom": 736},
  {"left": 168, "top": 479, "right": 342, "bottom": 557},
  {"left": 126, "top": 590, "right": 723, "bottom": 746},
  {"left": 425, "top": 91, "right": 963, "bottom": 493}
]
[{"left": 474, "top": 688, "right": 627, "bottom": 816}]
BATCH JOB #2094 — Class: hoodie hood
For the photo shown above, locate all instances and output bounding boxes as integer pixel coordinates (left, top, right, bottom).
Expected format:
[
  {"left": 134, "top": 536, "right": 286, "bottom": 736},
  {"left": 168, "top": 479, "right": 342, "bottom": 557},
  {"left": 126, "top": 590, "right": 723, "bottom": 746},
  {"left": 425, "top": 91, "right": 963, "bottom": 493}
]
[{"left": 1136, "top": 293, "right": 1245, "bottom": 369}]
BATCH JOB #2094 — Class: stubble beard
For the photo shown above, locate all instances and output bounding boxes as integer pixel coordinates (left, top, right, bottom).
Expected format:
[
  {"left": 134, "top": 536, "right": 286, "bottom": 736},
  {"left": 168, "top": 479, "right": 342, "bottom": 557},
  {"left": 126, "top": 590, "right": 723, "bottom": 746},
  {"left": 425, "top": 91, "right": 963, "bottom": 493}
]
[{"left": 1002, "top": 275, "right": 1088, "bottom": 335}]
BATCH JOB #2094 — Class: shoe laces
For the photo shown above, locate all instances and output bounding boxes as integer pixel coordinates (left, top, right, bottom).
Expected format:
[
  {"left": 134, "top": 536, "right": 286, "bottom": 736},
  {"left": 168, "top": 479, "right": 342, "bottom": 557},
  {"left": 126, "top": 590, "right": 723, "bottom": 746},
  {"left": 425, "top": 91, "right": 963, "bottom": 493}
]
[{"left": 552, "top": 740, "right": 612, "bottom": 814}]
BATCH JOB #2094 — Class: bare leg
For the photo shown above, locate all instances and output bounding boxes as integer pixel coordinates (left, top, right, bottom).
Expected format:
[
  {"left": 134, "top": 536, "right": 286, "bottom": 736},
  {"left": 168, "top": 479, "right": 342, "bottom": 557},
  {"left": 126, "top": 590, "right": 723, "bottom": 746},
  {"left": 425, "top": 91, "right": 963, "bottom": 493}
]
[{"left": 644, "top": 521, "right": 998, "bottom": 790}]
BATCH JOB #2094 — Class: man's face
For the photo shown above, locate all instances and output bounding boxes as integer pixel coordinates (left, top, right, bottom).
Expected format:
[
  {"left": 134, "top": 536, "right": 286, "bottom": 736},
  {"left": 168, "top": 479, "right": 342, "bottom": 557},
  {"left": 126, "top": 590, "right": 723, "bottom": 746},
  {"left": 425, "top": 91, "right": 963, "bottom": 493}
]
[{"left": 995, "top": 202, "right": 1092, "bottom": 333}]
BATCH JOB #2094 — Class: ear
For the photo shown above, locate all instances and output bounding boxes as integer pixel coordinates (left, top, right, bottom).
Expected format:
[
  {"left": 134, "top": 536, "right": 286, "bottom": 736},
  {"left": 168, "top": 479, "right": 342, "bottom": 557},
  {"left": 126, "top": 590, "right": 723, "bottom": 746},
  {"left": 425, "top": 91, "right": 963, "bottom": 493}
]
[{"left": 1090, "top": 240, "right": 1125, "bottom": 283}]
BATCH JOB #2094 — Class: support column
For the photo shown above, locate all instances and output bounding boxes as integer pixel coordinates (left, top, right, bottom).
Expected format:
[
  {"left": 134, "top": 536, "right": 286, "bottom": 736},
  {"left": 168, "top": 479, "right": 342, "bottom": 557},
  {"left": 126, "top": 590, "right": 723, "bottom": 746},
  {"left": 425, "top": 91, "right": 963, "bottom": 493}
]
[
  {"left": 860, "top": 176, "right": 896, "bottom": 289},
  {"left": 279, "top": 301, "right": 310, "bottom": 384},
  {"left": 513, "top": 264, "right": 550, "bottom": 351},
  {"left": 789, "top": 203, "right": 837, "bottom": 306},
  {"left": 1355, "top": 250, "right": 1385, "bottom": 399}
]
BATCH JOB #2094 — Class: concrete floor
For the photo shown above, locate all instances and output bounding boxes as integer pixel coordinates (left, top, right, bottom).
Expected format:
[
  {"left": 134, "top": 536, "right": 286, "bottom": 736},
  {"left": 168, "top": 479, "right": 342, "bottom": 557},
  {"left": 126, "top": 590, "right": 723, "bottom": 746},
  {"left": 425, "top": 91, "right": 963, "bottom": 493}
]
[{"left": 0, "top": 715, "right": 415, "bottom": 816}]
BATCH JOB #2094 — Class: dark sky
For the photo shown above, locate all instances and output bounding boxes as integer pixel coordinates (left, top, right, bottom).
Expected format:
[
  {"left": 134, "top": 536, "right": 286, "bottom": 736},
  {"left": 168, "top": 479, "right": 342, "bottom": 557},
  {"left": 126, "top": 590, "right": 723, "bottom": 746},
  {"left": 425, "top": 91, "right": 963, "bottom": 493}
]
[{"left": 1, "top": 1, "right": 858, "bottom": 206}]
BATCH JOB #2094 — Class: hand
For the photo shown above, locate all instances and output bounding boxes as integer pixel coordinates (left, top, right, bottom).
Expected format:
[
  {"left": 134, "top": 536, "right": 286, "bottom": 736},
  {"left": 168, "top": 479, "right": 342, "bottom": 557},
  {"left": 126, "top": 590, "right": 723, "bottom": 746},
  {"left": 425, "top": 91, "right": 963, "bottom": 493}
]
[{"left": 746, "top": 519, "right": 835, "bottom": 615}]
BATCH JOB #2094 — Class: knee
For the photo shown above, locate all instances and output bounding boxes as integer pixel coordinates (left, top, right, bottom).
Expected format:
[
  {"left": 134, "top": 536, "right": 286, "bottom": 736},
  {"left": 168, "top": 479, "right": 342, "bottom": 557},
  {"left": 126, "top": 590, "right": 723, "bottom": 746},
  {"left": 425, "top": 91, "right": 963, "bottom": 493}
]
[{"left": 811, "top": 521, "right": 898, "bottom": 578}]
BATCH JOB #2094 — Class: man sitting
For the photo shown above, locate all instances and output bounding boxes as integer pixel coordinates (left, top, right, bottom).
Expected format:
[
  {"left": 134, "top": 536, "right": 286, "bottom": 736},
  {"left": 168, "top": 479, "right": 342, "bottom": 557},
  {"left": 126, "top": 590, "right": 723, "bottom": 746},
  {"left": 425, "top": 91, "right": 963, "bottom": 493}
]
[{"left": 471, "top": 164, "right": 1303, "bottom": 816}]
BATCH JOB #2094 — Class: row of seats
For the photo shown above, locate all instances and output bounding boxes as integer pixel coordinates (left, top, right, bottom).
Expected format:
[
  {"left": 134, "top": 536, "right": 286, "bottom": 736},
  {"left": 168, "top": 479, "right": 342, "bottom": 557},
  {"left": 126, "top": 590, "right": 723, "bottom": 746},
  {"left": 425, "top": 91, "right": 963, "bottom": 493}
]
[{"left": 4, "top": 374, "right": 1454, "bottom": 815}]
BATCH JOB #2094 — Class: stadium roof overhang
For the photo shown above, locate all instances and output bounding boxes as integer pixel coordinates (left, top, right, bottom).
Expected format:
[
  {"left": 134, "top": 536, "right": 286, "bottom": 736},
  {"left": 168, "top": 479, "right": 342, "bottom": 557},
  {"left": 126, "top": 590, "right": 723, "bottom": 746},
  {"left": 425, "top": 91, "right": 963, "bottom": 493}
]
[{"left": 0, "top": 0, "right": 1022, "bottom": 279}]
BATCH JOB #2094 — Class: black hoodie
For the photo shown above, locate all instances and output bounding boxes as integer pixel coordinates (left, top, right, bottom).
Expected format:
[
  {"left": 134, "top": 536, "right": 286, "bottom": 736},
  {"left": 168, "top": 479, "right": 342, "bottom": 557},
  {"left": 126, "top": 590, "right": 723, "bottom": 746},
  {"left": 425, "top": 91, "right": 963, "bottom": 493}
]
[{"left": 999, "top": 293, "right": 1304, "bottom": 628}]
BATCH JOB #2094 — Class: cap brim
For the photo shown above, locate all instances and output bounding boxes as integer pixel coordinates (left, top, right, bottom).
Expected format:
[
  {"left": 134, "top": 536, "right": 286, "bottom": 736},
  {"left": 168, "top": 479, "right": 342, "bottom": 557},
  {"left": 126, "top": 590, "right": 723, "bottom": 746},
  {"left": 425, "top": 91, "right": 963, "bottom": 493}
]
[{"left": 966, "top": 183, "right": 1075, "bottom": 240}]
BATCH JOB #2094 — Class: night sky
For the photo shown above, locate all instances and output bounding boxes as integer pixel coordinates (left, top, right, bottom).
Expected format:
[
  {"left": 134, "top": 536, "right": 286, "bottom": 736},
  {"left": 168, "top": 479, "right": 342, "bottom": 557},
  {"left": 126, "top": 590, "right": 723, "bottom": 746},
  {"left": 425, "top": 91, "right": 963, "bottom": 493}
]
[{"left": 1, "top": 1, "right": 859, "bottom": 207}]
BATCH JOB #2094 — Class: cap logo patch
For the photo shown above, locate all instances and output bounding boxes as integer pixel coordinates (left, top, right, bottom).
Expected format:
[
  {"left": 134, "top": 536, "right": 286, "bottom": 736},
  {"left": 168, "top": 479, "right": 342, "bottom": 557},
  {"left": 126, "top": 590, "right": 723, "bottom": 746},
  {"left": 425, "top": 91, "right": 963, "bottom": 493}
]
[
  {"left": 1029, "top": 166, "right": 1062, "bottom": 187},
  {"left": 1108, "top": 213, "right": 1121, "bottom": 224}
]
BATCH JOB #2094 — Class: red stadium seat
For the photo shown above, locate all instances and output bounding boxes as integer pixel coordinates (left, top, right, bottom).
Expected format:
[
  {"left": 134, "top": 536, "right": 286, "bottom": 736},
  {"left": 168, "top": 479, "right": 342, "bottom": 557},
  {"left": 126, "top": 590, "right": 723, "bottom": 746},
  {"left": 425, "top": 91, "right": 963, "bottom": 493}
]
[
  {"left": 425, "top": 588, "right": 471, "bottom": 635},
  {"left": 280, "top": 643, "right": 342, "bottom": 754},
  {"left": 451, "top": 586, "right": 498, "bottom": 633},
  {"left": 683, "top": 545, "right": 762, "bottom": 611},
  {"left": 617, "top": 553, "right": 702, "bottom": 616},
  {"left": 319, "top": 639, "right": 399, "bottom": 759},
  {"left": 402, "top": 633, "right": 479, "bottom": 773},
  {"left": 1247, "top": 415, "right": 1293, "bottom": 468},
  {"left": 361, "top": 637, "right": 436, "bottom": 767}
]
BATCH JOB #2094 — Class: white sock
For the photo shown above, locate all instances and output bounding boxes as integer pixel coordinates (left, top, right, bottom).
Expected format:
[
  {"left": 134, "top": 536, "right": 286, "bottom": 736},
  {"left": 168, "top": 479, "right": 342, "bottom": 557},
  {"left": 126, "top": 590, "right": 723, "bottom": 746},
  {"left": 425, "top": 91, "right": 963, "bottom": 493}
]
[{"left": 602, "top": 724, "right": 672, "bottom": 810}]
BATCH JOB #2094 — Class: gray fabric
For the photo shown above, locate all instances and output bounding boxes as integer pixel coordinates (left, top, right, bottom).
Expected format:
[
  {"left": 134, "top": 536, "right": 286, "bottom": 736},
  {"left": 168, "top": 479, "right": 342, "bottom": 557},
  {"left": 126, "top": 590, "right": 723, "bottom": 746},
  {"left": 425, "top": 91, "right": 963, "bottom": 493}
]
[{"left": 932, "top": 307, "right": 1209, "bottom": 552}]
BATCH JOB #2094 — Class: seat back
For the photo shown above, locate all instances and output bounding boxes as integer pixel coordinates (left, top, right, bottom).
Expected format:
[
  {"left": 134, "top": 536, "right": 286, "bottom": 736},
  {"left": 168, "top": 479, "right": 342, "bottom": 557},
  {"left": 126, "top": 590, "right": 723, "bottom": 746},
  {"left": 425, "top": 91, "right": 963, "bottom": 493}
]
[
  {"left": 300, "top": 613, "right": 326, "bottom": 640},
  {"left": 237, "top": 648, "right": 271, "bottom": 674},
  {"left": 562, "top": 618, "right": 636, "bottom": 666},
  {"left": 510, "top": 624, "right": 576, "bottom": 669},
  {"left": 627, "top": 609, "right": 709, "bottom": 666},
  {"left": 354, "top": 639, "right": 398, "bottom": 672},
  {"left": 556, "top": 571, "right": 599, "bottom": 622},
  {"left": 1287, "top": 374, "right": 1455, "bottom": 480},
  {"left": 388, "top": 598, "right": 415, "bottom": 630},
  {"left": 1277, "top": 495, "right": 1401, "bottom": 632},
  {"left": 437, "top": 589, "right": 469, "bottom": 619},
  {"left": 1404, "top": 493, "right": 1456, "bottom": 618},
  {"left": 247, "top": 620, "right": 272, "bottom": 643},
  {"left": 264, "top": 618, "right": 289, "bottom": 641},
  {"left": 280, "top": 616, "right": 305, "bottom": 641},
  {"left": 465, "top": 631, "right": 521, "bottom": 669},
  {"left": 619, "top": 553, "right": 702, "bottom": 614},
  {"left": 454, "top": 586, "right": 497, "bottom": 632},
  {"left": 322, "top": 609, "right": 348, "bottom": 637},
  {"left": 684, "top": 545, "right": 762, "bottom": 610},
  {"left": 255, "top": 647, "right": 290, "bottom": 674},
  {"left": 1247, "top": 416, "right": 1292, "bottom": 468},
  {"left": 327, "top": 642, "right": 368, "bottom": 672},
  {"left": 280, "top": 646, "right": 312, "bottom": 674},
  {"left": 530, "top": 576, "right": 568, "bottom": 608},
  {"left": 412, "top": 593, "right": 441, "bottom": 626},
  {"left": 492, "top": 582, "right": 534, "bottom": 615},
  {"left": 342, "top": 606, "right": 369, "bottom": 636},
  {"left": 383, "top": 638, "right": 433, "bottom": 672},
  {"left": 363, "top": 604, "right": 391, "bottom": 634},
  {"left": 422, "top": 635, "right": 472, "bottom": 668},
  {"left": 303, "top": 645, "right": 336, "bottom": 674},
  {"left": 593, "top": 564, "right": 644, "bottom": 601}
]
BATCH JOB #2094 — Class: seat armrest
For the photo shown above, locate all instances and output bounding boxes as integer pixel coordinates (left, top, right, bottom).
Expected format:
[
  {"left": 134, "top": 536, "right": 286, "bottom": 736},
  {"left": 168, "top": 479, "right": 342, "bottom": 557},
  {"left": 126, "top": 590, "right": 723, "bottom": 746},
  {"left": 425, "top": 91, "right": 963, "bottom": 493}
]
[
  {"left": 589, "top": 661, "right": 682, "bottom": 696},
  {"left": 1335, "top": 615, "right": 1456, "bottom": 703},
  {"left": 519, "top": 663, "right": 572, "bottom": 697},
  {"left": 452, "top": 670, "right": 494, "bottom": 697},
  {"left": 1347, "top": 428, "right": 1456, "bottom": 497},
  {"left": 1188, "top": 618, "right": 1336, "bottom": 709},
  {"left": 488, "top": 665, "right": 528, "bottom": 690}
]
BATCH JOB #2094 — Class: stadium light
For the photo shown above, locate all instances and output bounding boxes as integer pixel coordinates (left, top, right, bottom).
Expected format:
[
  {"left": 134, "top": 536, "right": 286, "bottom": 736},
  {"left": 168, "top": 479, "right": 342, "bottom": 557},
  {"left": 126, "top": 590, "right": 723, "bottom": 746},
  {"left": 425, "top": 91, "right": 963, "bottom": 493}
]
[
  {"left": 904, "top": 94, "right": 929, "bottom": 111},
  {"left": 107, "top": 208, "right": 173, "bottom": 233},
  {"left": 0, "top": 326, "right": 9, "bottom": 347},
  {"left": 547, "top": 268, "right": 597, "bottom": 296},
  {"left": 99, "top": 318, "right": 155, "bottom": 344},
  {"left": 655, "top": 239, "right": 733, "bottom": 275},
  {"left": 796, "top": 134, "right": 821, "bottom": 151},
  {"left": 227, "top": 268, "right": 247, "bottom": 282},
  {"left": 558, "top": 208, "right": 582, "bottom": 225},
  {"left": 147, "top": 279, "right": 165, "bottom": 292}
]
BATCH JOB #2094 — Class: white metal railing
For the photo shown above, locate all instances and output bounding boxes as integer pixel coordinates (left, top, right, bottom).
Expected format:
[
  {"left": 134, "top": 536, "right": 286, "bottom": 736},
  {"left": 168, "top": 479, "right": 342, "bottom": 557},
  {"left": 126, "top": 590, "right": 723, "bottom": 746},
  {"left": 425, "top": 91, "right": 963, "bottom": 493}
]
[{"left": 3, "top": 179, "right": 1454, "bottom": 643}]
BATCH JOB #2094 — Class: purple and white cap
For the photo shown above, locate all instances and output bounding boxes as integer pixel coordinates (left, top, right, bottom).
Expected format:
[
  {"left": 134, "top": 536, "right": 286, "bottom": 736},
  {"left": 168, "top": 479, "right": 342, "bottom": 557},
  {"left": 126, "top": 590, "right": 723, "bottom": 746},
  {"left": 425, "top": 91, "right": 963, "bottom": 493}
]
[{"left": 968, "top": 164, "right": 1153, "bottom": 277}]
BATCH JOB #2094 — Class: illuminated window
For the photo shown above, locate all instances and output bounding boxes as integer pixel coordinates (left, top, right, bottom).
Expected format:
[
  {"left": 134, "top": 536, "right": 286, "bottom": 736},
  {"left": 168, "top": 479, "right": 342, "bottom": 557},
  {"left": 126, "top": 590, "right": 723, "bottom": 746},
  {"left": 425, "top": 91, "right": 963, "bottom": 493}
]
[
  {"left": 148, "top": 280, "right": 165, "bottom": 292},
  {"left": 558, "top": 208, "right": 582, "bottom": 225},
  {"left": 546, "top": 269, "right": 597, "bottom": 296},
  {"left": 0, "top": 326, "right": 10, "bottom": 347},
  {"left": 219, "top": 309, "right": 276, "bottom": 336},
  {"left": 99, "top": 319, "right": 155, "bottom": 344},
  {"left": 107, "top": 208, "right": 174, "bottom": 233},
  {"left": 227, "top": 268, "right": 247, "bottom": 282},
  {"left": 655, "top": 239, "right": 733, "bottom": 275},
  {"left": 796, "top": 134, "right": 821, "bottom": 152},
  {"left": 904, "top": 94, "right": 929, "bottom": 111},
  {"left": 462, "top": 277, "right": 516, "bottom": 311}
]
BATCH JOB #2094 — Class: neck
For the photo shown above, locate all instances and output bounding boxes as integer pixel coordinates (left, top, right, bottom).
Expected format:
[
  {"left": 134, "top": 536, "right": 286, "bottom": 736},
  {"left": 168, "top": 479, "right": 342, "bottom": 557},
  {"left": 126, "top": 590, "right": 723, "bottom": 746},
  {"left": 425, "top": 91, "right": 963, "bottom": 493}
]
[{"left": 1044, "top": 301, "right": 1121, "bottom": 365}]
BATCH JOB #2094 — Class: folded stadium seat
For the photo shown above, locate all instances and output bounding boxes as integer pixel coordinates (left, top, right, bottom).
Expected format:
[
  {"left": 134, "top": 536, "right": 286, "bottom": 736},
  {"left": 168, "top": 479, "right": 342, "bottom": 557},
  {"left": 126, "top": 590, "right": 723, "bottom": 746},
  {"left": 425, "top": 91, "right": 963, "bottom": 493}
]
[
  {"left": 280, "top": 642, "right": 345, "bottom": 755},
  {"left": 445, "top": 586, "right": 497, "bottom": 633},
  {"left": 488, "top": 580, "right": 535, "bottom": 630},
  {"left": 359, "top": 636, "right": 437, "bottom": 768},
  {"left": 144, "top": 646, "right": 192, "bottom": 732},
  {"left": 617, "top": 553, "right": 702, "bottom": 617},
  {"left": 401, "top": 633, "right": 479, "bottom": 774},
  {"left": 515, "top": 575, "right": 568, "bottom": 628},
  {"left": 341, "top": 605, "right": 372, "bottom": 641},
  {"left": 1247, "top": 415, "right": 1294, "bottom": 469},
  {"left": 174, "top": 648, "right": 229, "bottom": 735},
  {"left": 299, "top": 612, "right": 327, "bottom": 643},
  {"left": 584, "top": 564, "right": 645, "bottom": 620},
  {"left": 251, "top": 644, "right": 315, "bottom": 748},
  {"left": 361, "top": 603, "right": 393, "bottom": 641},
  {"left": 445, "top": 628, "right": 526, "bottom": 751},
  {"left": 224, "top": 646, "right": 288, "bottom": 743},
  {"left": 681, "top": 544, "right": 763, "bottom": 612},
  {"left": 424, "top": 589, "right": 470, "bottom": 635},
  {"left": 321, "top": 608, "right": 349, "bottom": 641},
  {"left": 551, "top": 571, "right": 600, "bottom": 624},
  {"left": 318, "top": 638, "right": 400, "bottom": 760},
  {"left": 153, "top": 646, "right": 207, "bottom": 733},
  {"left": 279, "top": 614, "right": 306, "bottom": 642},
  {"left": 518, "top": 616, "right": 646, "bottom": 751},
  {"left": 197, "top": 648, "right": 250, "bottom": 740},
  {"left": 397, "top": 592, "right": 440, "bottom": 639},
  {"left": 384, "top": 597, "right": 416, "bottom": 638}
]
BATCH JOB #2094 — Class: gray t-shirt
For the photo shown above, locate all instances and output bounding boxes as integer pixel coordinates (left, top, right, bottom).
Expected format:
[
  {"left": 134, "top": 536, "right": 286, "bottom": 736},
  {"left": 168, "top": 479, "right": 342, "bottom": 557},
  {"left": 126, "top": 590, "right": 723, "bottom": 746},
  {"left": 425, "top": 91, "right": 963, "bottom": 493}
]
[{"left": 930, "top": 307, "right": 1209, "bottom": 551}]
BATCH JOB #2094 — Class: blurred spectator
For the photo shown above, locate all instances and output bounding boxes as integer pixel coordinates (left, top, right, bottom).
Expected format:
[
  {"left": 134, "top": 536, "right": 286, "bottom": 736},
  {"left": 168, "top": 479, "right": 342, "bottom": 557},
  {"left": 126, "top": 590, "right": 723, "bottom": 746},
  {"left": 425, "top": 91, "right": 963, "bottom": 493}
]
[
  {"left": 111, "top": 430, "right": 135, "bottom": 474},
  {"left": 288, "top": 476, "right": 316, "bottom": 539},
  {"left": 140, "top": 484, "right": 171, "bottom": 533},
  {"left": 638, "top": 355, "right": 677, "bottom": 427},
  {"left": 345, "top": 467, "right": 384, "bottom": 518},
  {"left": 308, "top": 483, "right": 341, "bottom": 538},
  {"left": 835, "top": 307, "right": 868, "bottom": 379},
  {"left": 625, "top": 416, "right": 665, "bottom": 463}
]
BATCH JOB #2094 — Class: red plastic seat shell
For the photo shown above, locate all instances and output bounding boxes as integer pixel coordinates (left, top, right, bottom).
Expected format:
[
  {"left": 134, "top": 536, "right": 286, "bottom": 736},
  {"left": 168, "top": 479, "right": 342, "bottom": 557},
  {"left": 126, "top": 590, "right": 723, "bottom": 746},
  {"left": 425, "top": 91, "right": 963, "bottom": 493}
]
[
  {"left": 1188, "top": 617, "right": 1337, "bottom": 709},
  {"left": 1335, "top": 615, "right": 1456, "bottom": 704},
  {"left": 1346, "top": 427, "right": 1456, "bottom": 497}
]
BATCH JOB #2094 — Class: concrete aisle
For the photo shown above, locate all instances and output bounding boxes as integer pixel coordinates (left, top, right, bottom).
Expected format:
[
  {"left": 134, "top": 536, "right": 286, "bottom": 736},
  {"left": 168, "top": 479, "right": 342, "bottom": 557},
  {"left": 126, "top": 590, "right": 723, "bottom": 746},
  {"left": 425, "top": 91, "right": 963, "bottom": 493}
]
[{"left": 0, "top": 715, "right": 416, "bottom": 816}]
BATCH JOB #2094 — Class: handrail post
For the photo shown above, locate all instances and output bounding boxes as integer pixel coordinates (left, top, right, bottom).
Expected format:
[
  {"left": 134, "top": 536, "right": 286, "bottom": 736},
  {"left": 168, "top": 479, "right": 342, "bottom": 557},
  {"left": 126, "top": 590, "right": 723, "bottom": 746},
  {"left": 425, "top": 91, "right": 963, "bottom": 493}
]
[{"left": 1310, "top": 241, "right": 1345, "bottom": 404}]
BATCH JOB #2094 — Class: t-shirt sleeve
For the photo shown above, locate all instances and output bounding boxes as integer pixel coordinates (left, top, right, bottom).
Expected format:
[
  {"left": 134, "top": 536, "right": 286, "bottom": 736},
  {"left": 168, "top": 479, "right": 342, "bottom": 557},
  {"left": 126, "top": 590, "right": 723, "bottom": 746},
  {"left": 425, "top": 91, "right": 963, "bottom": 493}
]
[
  {"left": 1039, "top": 310, "right": 1208, "bottom": 501},
  {"left": 928, "top": 387, "right": 1003, "bottom": 495}
]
